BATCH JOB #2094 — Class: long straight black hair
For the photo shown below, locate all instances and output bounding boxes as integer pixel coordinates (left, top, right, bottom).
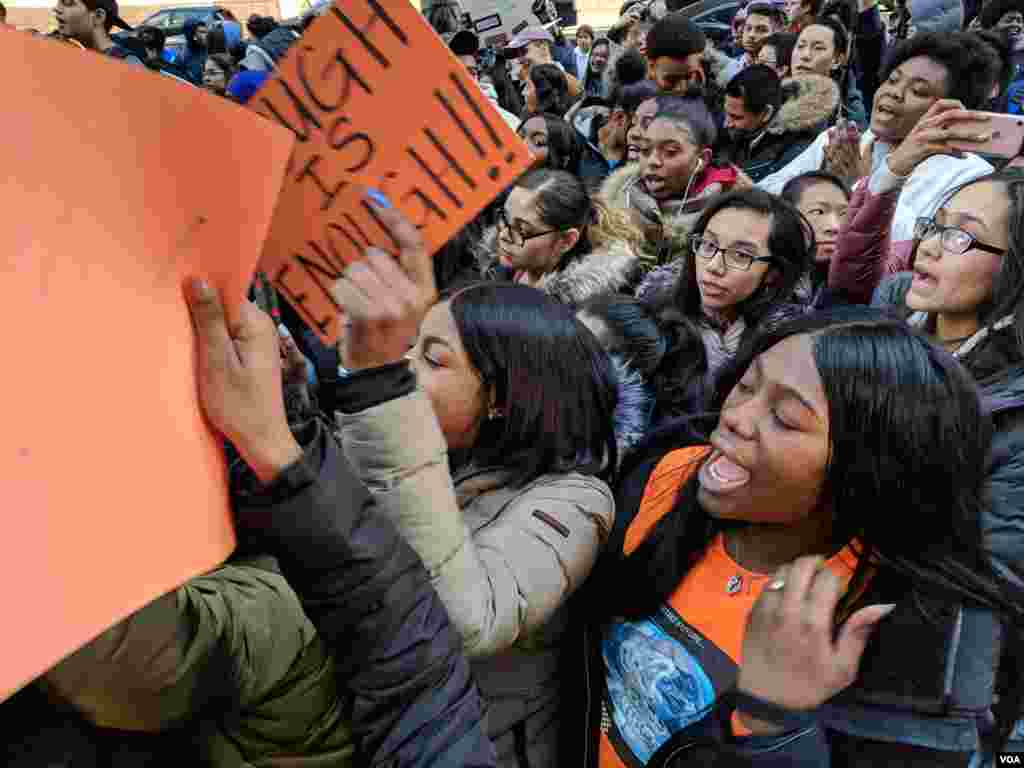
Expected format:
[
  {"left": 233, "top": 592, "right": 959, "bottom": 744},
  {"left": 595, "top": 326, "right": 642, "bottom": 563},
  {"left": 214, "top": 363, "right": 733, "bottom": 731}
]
[
  {"left": 650, "top": 189, "right": 813, "bottom": 419},
  {"left": 516, "top": 113, "right": 585, "bottom": 175},
  {"left": 448, "top": 283, "right": 619, "bottom": 486},
  {"left": 906, "top": 170, "right": 1024, "bottom": 383},
  {"left": 612, "top": 307, "right": 1024, "bottom": 750},
  {"left": 614, "top": 308, "right": 993, "bottom": 620}
]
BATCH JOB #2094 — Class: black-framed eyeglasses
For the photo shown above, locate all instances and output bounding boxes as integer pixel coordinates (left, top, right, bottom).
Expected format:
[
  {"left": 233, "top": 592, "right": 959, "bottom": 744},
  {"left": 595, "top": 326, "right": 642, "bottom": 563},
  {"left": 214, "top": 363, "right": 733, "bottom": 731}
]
[
  {"left": 691, "top": 237, "right": 775, "bottom": 272},
  {"left": 913, "top": 217, "right": 1007, "bottom": 257},
  {"left": 497, "top": 209, "right": 563, "bottom": 247}
]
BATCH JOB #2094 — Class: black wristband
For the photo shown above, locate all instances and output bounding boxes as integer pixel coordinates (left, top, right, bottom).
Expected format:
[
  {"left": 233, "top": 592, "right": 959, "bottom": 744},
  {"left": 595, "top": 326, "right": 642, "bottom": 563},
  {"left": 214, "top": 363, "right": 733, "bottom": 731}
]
[
  {"left": 721, "top": 689, "right": 819, "bottom": 738},
  {"left": 333, "top": 361, "right": 416, "bottom": 414}
]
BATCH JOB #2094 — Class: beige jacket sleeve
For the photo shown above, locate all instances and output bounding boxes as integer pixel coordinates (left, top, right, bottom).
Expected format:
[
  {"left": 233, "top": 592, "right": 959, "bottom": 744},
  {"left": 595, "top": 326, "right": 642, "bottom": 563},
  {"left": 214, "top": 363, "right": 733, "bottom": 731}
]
[{"left": 339, "top": 388, "right": 614, "bottom": 658}]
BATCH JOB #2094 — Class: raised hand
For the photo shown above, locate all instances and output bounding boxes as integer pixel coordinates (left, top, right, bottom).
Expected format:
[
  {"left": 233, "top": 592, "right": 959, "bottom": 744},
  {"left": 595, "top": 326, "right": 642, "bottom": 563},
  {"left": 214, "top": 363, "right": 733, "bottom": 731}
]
[
  {"left": 331, "top": 194, "right": 437, "bottom": 371},
  {"left": 736, "top": 556, "right": 894, "bottom": 733},
  {"left": 186, "top": 279, "right": 302, "bottom": 484}
]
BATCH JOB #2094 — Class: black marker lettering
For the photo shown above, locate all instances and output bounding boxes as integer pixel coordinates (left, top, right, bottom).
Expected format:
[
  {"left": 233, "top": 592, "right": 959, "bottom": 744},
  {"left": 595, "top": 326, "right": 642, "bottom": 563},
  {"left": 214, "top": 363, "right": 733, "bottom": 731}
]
[
  {"left": 424, "top": 127, "right": 476, "bottom": 189},
  {"left": 296, "top": 155, "right": 348, "bottom": 212},
  {"left": 257, "top": 79, "right": 323, "bottom": 142},
  {"left": 273, "top": 263, "right": 331, "bottom": 334},
  {"left": 342, "top": 213, "right": 376, "bottom": 250},
  {"left": 448, "top": 72, "right": 504, "bottom": 150},
  {"left": 295, "top": 242, "right": 345, "bottom": 311},
  {"left": 434, "top": 88, "right": 485, "bottom": 158},
  {"left": 401, "top": 187, "right": 448, "bottom": 229},
  {"left": 325, "top": 220, "right": 367, "bottom": 259},
  {"left": 330, "top": 0, "right": 408, "bottom": 70},
  {"left": 298, "top": 44, "right": 374, "bottom": 111},
  {"left": 406, "top": 125, "right": 478, "bottom": 209},
  {"left": 327, "top": 118, "right": 375, "bottom": 171}
]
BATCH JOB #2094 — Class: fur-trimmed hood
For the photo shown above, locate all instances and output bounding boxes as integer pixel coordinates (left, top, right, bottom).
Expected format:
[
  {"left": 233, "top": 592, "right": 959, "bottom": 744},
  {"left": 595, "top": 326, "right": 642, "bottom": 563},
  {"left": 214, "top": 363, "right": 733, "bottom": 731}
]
[
  {"left": 768, "top": 74, "right": 841, "bottom": 136},
  {"left": 910, "top": 0, "right": 964, "bottom": 33},
  {"left": 609, "top": 354, "right": 654, "bottom": 466},
  {"left": 473, "top": 227, "right": 642, "bottom": 306},
  {"left": 598, "top": 162, "right": 754, "bottom": 265}
]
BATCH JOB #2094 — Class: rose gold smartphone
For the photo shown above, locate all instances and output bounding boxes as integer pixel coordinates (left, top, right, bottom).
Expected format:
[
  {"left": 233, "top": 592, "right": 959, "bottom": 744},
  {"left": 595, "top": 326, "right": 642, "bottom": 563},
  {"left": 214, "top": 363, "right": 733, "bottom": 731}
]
[{"left": 947, "top": 112, "right": 1024, "bottom": 158}]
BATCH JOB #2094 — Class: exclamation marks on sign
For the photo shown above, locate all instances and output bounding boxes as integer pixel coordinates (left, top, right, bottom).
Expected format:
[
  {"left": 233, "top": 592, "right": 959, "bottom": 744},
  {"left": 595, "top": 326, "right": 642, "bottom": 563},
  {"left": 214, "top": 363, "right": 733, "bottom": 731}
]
[
  {"left": 442, "top": 72, "right": 520, "bottom": 181},
  {"left": 409, "top": 71, "right": 521, "bottom": 210}
]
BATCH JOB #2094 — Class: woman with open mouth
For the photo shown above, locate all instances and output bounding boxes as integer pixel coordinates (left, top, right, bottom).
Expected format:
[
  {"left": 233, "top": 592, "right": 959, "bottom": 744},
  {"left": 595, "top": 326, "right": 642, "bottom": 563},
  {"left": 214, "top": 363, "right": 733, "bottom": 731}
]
[
  {"left": 601, "top": 96, "right": 753, "bottom": 262},
  {"left": 759, "top": 31, "right": 999, "bottom": 261},
  {"left": 582, "top": 307, "right": 1024, "bottom": 767},
  {"left": 829, "top": 168, "right": 1024, "bottom": 756}
]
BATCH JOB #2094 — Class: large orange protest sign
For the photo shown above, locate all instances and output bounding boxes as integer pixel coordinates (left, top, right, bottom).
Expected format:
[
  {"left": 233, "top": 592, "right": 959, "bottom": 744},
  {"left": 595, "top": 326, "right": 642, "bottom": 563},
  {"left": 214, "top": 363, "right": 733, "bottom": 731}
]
[
  {"left": 0, "top": 29, "right": 293, "bottom": 701},
  {"left": 254, "top": 0, "right": 534, "bottom": 344}
]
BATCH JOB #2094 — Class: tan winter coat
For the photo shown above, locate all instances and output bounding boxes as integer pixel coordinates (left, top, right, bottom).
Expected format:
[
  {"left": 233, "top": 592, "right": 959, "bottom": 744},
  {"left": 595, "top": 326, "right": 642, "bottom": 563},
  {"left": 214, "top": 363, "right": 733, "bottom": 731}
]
[{"left": 339, "top": 388, "right": 614, "bottom": 767}]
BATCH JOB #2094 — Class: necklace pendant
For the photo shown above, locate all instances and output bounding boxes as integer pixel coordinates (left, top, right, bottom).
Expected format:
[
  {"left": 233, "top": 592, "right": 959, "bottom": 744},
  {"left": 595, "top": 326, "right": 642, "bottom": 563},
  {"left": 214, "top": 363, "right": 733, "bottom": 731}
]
[{"left": 726, "top": 574, "right": 743, "bottom": 595}]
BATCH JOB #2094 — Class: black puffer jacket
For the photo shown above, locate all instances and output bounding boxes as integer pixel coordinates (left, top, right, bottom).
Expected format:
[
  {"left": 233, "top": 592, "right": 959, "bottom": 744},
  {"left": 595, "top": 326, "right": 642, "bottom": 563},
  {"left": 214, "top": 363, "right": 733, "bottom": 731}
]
[
  {"left": 2, "top": 418, "right": 496, "bottom": 768},
  {"left": 233, "top": 417, "right": 497, "bottom": 767},
  {"left": 983, "top": 367, "right": 1024, "bottom": 596}
]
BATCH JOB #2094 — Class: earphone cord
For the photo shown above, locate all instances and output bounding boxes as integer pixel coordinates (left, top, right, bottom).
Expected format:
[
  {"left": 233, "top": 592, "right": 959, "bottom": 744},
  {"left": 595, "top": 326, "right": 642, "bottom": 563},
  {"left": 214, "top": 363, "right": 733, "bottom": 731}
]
[{"left": 682, "top": 159, "right": 704, "bottom": 205}]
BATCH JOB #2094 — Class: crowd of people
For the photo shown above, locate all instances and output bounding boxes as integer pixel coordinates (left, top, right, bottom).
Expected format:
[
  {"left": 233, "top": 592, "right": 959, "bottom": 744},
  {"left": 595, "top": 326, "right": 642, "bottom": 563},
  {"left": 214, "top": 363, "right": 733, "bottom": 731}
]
[
  {"left": 9, "top": 0, "right": 1024, "bottom": 765},
  {"left": 5, "top": 0, "right": 303, "bottom": 97}
]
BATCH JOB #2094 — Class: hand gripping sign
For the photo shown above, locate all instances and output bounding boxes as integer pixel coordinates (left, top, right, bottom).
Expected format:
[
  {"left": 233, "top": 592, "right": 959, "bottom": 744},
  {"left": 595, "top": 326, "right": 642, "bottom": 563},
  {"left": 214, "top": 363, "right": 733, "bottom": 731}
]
[{"left": 0, "top": 28, "right": 293, "bottom": 702}]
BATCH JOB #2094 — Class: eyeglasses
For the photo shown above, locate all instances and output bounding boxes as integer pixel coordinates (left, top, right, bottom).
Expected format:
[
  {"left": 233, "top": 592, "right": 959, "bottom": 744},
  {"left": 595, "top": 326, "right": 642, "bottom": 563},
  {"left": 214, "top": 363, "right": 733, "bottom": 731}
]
[
  {"left": 691, "top": 236, "right": 775, "bottom": 271},
  {"left": 497, "top": 209, "right": 563, "bottom": 247},
  {"left": 913, "top": 217, "right": 1006, "bottom": 257}
]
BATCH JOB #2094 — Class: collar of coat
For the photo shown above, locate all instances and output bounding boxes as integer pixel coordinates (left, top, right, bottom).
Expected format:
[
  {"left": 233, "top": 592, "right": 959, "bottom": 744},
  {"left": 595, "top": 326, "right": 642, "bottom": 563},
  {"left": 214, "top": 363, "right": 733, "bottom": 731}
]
[
  {"left": 766, "top": 73, "right": 841, "bottom": 137},
  {"left": 473, "top": 227, "right": 642, "bottom": 306}
]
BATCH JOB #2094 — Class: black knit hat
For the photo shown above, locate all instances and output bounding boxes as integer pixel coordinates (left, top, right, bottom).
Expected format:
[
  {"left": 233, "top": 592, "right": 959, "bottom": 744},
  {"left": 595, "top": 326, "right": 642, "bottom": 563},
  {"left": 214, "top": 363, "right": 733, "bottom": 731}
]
[{"left": 449, "top": 29, "right": 480, "bottom": 56}]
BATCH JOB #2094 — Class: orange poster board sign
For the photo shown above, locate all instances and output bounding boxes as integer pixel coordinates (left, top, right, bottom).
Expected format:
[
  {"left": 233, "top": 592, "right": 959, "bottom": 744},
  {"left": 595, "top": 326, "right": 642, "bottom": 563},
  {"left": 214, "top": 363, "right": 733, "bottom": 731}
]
[
  {"left": 0, "top": 29, "right": 294, "bottom": 701},
  {"left": 254, "top": 0, "right": 533, "bottom": 344}
]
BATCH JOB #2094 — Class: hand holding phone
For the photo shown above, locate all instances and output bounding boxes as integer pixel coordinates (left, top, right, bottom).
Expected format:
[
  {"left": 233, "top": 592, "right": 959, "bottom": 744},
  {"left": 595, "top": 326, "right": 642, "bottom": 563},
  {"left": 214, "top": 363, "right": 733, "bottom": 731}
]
[
  {"left": 829, "top": 116, "right": 860, "bottom": 146},
  {"left": 946, "top": 112, "right": 1024, "bottom": 158},
  {"left": 888, "top": 100, "right": 994, "bottom": 176}
]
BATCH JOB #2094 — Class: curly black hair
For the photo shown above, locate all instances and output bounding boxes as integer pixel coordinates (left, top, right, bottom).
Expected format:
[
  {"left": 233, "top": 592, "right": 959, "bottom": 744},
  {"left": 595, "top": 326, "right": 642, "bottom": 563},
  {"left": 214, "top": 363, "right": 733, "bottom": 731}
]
[
  {"left": 645, "top": 12, "right": 706, "bottom": 61},
  {"left": 880, "top": 31, "right": 1003, "bottom": 110}
]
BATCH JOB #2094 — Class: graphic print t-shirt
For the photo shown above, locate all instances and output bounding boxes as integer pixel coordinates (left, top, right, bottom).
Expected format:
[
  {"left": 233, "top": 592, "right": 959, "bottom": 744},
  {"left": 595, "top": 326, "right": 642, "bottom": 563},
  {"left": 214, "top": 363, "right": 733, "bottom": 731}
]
[{"left": 598, "top": 449, "right": 858, "bottom": 768}]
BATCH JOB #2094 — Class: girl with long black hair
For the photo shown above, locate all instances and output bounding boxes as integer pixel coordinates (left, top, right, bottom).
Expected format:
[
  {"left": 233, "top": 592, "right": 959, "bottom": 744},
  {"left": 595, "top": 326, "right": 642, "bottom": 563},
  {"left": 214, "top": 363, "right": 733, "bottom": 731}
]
[
  {"left": 584, "top": 307, "right": 1024, "bottom": 767},
  {"left": 334, "top": 279, "right": 620, "bottom": 767},
  {"left": 636, "top": 189, "right": 813, "bottom": 424}
]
